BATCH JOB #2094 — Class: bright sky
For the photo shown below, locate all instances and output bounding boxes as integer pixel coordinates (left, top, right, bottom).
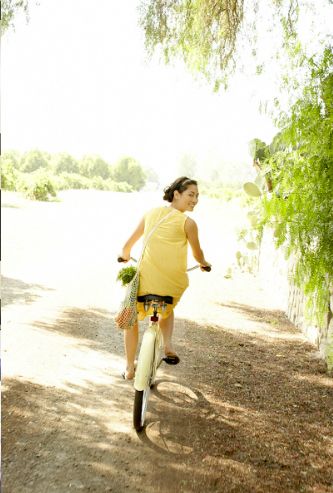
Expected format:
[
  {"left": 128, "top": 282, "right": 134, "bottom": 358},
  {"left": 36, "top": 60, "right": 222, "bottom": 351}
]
[{"left": 2, "top": 0, "right": 331, "bottom": 182}]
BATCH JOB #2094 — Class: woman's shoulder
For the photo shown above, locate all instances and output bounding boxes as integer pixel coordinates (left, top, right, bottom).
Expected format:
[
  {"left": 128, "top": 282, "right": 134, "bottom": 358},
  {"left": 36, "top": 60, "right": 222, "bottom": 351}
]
[
  {"left": 144, "top": 206, "right": 167, "bottom": 221},
  {"left": 145, "top": 206, "right": 168, "bottom": 216},
  {"left": 184, "top": 215, "right": 198, "bottom": 233}
]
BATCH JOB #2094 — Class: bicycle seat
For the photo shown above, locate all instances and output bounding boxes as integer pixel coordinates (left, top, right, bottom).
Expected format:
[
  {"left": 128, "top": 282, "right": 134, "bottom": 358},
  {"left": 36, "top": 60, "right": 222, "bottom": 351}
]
[{"left": 137, "top": 294, "right": 173, "bottom": 304}]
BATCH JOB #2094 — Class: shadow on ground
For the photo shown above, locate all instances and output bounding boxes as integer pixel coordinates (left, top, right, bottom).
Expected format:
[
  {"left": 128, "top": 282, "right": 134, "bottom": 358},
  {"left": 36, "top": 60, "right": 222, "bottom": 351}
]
[
  {"left": 217, "top": 301, "right": 299, "bottom": 335},
  {"left": 3, "top": 301, "right": 333, "bottom": 492},
  {"left": 1, "top": 202, "right": 21, "bottom": 208},
  {"left": 2, "top": 276, "right": 54, "bottom": 307},
  {"left": 32, "top": 306, "right": 117, "bottom": 352}
]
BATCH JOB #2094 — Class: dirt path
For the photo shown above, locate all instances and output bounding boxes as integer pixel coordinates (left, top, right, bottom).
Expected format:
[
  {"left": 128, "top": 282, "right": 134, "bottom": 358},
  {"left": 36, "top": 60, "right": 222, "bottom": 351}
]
[{"left": 2, "top": 191, "right": 333, "bottom": 493}]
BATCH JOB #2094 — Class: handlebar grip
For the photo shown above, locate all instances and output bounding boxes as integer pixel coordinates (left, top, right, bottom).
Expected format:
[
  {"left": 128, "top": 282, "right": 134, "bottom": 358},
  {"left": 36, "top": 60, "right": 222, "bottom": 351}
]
[
  {"left": 202, "top": 266, "right": 211, "bottom": 272},
  {"left": 117, "top": 257, "right": 126, "bottom": 263}
]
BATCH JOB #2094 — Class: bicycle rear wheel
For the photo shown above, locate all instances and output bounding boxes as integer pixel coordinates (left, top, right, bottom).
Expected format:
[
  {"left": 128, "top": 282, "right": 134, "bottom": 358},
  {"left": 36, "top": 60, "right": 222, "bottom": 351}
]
[
  {"left": 133, "top": 387, "right": 150, "bottom": 432},
  {"left": 133, "top": 321, "right": 161, "bottom": 431}
]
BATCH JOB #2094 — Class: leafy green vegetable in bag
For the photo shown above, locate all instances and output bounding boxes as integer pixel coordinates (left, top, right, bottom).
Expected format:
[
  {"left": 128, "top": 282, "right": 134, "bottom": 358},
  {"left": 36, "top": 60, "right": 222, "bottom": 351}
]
[{"left": 116, "top": 266, "right": 137, "bottom": 286}]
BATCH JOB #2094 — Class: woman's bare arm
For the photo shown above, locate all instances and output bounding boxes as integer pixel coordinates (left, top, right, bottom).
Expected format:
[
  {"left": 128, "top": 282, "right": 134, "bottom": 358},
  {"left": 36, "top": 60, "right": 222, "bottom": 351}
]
[
  {"left": 120, "top": 217, "right": 145, "bottom": 261},
  {"left": 184, "top": 217, "right": 210, "bottom": 268}
]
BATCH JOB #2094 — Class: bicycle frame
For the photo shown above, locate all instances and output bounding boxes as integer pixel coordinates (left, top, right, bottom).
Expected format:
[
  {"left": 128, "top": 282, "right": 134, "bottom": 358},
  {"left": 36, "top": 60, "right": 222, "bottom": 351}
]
[
  {"left": 117, "top": 257, "right": 211, "bottom": 431},
  {"left": 133, "top": 299, "right": 170, "bottom": 432},
  {"left": 134, "top": 317, "right": 162, "bottom": 391}
]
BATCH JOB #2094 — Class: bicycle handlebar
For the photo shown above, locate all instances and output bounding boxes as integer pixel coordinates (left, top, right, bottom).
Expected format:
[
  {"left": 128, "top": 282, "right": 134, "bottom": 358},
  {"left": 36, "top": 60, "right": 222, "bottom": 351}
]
[
  {"left": 118, "top": 257, "right": 211, "bottom": 272},
  {"left": 118, "top": 257, "right": 137, "bottom": 263},
  {"left": 186, "top": 264, "right": 211, "bottom": 272}
]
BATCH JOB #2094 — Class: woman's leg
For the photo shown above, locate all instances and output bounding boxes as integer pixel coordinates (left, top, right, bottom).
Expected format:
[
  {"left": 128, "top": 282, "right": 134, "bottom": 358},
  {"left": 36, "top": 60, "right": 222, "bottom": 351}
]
[
  {"left": 123, "top": 322, "right": 138, "bottom": 379},
  {"left": 159, "top": 310, "right": 176, "bottom": 355}
]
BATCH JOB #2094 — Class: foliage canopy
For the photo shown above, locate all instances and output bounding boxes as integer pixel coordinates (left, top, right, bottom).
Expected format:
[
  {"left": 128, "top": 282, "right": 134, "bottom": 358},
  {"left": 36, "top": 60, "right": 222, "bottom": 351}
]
[
  {"left": 113, "top": 157, "right": 146, "bottom": 191},
  {"left": 138, "top": 0, "right": 321, "bottom": 89},
  {"left": 258, "top": 47, "right": 333, "bottom": 323},
  {"left": 1, "top": 0, "right": 31, "bottom": 34},
  {"left": 21, "top": 149, "right": 50, "bottom": 173},
  {"left": 139, "top": 0, "right": 244, "bottom": 89}
]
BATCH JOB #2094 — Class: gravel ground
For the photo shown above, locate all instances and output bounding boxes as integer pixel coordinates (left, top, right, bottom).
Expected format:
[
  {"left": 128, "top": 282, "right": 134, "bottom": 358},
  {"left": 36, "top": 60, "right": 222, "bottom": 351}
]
[{"left": 2, "top": 190, "right": 333, "bottom": 493}]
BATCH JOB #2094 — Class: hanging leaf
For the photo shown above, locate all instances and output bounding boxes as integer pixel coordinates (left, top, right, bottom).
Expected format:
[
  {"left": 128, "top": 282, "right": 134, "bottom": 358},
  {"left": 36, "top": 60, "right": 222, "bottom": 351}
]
[
  {"left": 246, "top": 241, "right": 258, "bottom": 250},
  {"left": 249, "top": 215, "right": 259, "bottom": 227},
  {"left": 243, "top": 182, "right": 262, "bottom": 198}
]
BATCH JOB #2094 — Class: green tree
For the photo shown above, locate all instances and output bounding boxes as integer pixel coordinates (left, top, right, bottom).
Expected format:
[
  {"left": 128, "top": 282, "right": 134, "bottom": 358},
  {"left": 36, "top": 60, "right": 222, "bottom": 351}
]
[
  {"left": 269, "top": 131, "right": 289, "bottom": 154},
  {"left": 248, "top": 138, "right": 270, "bottom": 162},
  {"left": 21, "top": 149, "right": 50, "bottom": 172},
  {"left": 79, "top": 155, "right": 111, "bottom": 179},
  {"left": 259, "top": 47, "right": 333, "bottom": 324},
  {"left": 139, "top": 0, "right": 244, "bottom": 88},
  {"left": 52, "top": 153, "right": 80, "bottom": 174},
  {"left": 1, "top": 158, "right": 18, "bottom": 190},
  {"left": 248, "top": 138, "right": 273, "bottom": 191},
  {"left": 1, "top": 0, "right": 36, "bottom": 35},
  {"left": 138, "top": 0, "right": 330, "bottom": 90},
  {"left": 112, "top": 156, "right": 146, "bottom": 191},
  {"left": 1, "top": 150, "right": 22, "bottom": 169}
]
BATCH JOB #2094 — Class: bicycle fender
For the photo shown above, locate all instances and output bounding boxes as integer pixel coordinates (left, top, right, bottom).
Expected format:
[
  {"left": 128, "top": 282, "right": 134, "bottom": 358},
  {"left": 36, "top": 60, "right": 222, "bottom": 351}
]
[{"left": 134, "top": 329, "right": 156, "bottom": 391}]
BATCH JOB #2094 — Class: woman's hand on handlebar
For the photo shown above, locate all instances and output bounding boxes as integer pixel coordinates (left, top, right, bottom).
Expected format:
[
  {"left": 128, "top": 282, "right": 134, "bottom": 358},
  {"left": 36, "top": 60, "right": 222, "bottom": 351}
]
[
  {"left": 117, "top": 254, "right": 130, "bottom": 263},
  {"left": 200, "top": 262, "right": 212, "bottom": 272}
]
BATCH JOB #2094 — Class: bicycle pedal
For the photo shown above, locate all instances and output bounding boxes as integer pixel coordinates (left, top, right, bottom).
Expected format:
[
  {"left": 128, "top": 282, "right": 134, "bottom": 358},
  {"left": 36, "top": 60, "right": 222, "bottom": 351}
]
[{"left": 163, "top": 355, "right": 180, "bottom": 365}]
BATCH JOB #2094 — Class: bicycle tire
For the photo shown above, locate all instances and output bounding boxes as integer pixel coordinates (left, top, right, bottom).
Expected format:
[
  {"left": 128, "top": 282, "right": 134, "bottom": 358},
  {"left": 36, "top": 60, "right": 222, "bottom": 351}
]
[
  {"left": 133, "top": 321, "right": 161, "bottom": 431},
  {"left": 133, "top": 388, "right": 150, "bottom": 432},
  {"left": 134, "top": 329, "right": 156, "bottom": 391}
]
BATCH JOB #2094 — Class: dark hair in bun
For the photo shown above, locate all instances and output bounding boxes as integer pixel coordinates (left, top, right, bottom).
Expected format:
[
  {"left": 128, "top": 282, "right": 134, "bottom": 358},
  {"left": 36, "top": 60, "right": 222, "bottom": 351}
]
[{"left": 163, "top": 176, "right": 198, "bottom": 202}]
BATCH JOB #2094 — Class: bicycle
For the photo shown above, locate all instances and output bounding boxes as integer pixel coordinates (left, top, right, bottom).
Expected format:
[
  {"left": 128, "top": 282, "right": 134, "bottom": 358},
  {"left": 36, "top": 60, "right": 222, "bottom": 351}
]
[{"left": 118, "top": 257, "right": 211, "bottom": 432}]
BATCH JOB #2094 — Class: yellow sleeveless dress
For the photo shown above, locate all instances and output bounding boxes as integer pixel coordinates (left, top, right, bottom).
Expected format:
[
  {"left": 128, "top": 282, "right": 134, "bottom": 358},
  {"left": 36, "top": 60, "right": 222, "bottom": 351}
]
[{"left": 137, "top": 206, "right": 189, "bottom": 320}]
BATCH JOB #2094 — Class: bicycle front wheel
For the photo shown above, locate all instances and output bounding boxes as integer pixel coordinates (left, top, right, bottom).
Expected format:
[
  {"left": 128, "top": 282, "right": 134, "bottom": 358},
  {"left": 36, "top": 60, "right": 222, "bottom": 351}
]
[{"left": 133, "top": 388, "right": 150, "bottom": 432}]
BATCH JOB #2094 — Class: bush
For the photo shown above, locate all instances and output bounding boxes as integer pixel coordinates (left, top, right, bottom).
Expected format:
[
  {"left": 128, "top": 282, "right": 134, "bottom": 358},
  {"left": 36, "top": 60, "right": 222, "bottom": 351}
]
[
  {"left": 2, "top": 149, "right": 142, "bottom": 194},
  {"left": 107, "top": 180, "right": 133, "bottom": 192},
  {"left": 1, "top": 159, "right": 17, "bottom": 190},
  {"left": 18, "top": 172, "right": 57, "bottom": 201},
  {"left": 54, "top": 174, "right": 134, "bottom": 192},
  {"left": 200, "top": 183, "right": 242, "bottom": 201},
  {"left": 90, "top": 176, "right": 112, "bottom": 191},
  {"left": 89, "top": 177, "right": 134, "bottom": 192},
  {"left": 56, "top": 172, "right": 91, "bottom": 190}
]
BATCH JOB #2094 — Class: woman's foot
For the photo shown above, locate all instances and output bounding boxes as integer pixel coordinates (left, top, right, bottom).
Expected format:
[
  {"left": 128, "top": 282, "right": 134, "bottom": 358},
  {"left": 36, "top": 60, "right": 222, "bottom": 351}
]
[
  {"left": 163, "top": 351, "right": 180, "bottom": 365},
  {"left": 122, "top": 369, "right": 135, "bottom": 380},
  {"left": 122, "top": 362, "right": 137, "bottom": 380}
]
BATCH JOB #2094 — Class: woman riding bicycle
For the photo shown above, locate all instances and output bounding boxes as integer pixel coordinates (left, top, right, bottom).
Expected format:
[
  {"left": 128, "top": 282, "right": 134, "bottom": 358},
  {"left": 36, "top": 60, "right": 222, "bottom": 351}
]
[{"left": 118, "top": 176, "right": 211, "bottom": 380}]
